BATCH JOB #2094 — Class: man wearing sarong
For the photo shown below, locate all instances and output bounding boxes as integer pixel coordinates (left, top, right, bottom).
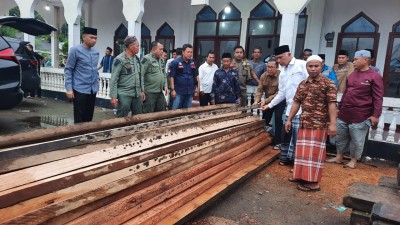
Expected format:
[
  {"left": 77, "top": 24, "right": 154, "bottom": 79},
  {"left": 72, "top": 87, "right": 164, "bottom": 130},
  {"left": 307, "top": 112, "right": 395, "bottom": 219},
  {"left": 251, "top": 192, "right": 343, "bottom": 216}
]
[{"left": 285, "top": 55, "right": 337, "bottom": 192}]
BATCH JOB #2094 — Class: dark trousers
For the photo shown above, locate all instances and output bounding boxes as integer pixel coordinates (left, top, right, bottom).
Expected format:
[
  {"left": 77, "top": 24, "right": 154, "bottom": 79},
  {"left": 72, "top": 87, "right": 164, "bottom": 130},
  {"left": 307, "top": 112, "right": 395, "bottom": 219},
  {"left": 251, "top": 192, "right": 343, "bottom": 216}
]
[
  {"left": 73, "top": 90, "right": 96, "bottom": 124},
  {"left": 199, "top": 93, "right": 211, "bottom": 106},
  {"left": 263, "top": 100, "right": 286, "bottom": 145}
]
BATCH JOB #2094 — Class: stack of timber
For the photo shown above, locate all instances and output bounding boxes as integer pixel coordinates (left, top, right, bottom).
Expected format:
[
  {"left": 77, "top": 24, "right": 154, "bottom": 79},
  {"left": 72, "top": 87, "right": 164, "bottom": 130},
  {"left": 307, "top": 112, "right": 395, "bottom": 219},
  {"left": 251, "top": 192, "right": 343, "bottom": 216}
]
[
  {"left": 0, "top": 105, "right": 278, "bottom": 225},
  {"left": 343, "top": 164, "right": 400, "bottom": 225}
]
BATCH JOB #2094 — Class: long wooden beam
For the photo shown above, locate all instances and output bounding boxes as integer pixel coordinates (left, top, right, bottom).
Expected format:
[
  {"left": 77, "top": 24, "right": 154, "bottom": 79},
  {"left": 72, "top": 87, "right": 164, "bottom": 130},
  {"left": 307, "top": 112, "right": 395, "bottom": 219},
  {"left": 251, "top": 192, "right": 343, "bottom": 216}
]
[
  {"left": 159, "top": 147, "right": 279, "bottom": 225},
  {"left": 0, "top": 114, "right": 255, "bottom": 192},
  {"left": 72, "top": 133, "right": 271, "bottom": 225},
  {"left": 0, "top": 121, "right": 264, "bottom": 208},
  {"left": 1, "top": 133, "right": 270, "bottom": 224},
  {"left": 0, "top": 104, "right": 235, "bottom": 149},
  {"left": 45, "top": 130, "right": 261, "bottom": 225},
  {"left": 123, "top": 148, "right": 271, "bottom": 225},
  {"left": 0, "top": 111, "right": 244, "bottom": 173}
]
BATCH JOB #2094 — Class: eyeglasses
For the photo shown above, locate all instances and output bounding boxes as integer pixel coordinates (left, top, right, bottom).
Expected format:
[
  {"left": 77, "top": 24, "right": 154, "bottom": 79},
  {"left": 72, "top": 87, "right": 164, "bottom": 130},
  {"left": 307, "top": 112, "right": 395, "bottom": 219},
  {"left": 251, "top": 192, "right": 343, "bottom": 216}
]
[{"left": 267, "top": 66, "right": 277, "bottom": 68}]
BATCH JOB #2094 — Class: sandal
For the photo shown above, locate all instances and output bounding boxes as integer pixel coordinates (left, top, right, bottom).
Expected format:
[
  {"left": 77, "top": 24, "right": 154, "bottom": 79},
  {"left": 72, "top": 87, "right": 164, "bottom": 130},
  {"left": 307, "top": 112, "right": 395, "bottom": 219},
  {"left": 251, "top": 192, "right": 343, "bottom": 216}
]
[
  {"left": 297, "top": 184, "right": 321, "bottom": 192},
  {"left": 343, "top": 163, "right": 357, "bottom": 169},
  {"left": 288, "top": 177, "right": 300, "bottom": 182},
  {"left": 279, "top": 161, "right": 294, "bottom": 166}
]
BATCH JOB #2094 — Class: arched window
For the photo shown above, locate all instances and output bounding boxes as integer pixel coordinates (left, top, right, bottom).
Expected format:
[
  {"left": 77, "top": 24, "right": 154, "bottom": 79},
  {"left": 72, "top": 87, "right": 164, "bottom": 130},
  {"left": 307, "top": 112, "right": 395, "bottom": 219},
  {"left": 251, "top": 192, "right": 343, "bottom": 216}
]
[
  {"left": 156, "top": 22, "right": 174, "bottom": 58},
  {"left": 113, "top": 23, "right": 128, "bottom": 57},
  {"left": 246, "top": 1, "right": 307, "bottom": 60},
  {"left": 194, "top": 4, "right": 241, "bottom": 66},
  {"left": 383, "top": 20, "right": 400, "bottom": 97},
  {"left": 336, "top": 12, "right": 380, "bottom": 63},
  {"left": 141, "top": 23, "right": 151, "bottom": 58}
]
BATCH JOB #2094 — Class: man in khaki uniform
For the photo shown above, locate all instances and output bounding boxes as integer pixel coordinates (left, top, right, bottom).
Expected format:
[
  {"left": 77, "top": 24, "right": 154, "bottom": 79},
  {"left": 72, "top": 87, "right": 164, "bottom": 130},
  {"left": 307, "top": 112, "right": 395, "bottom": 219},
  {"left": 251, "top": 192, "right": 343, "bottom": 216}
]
[
  {"left": 142, "top": 41, "right": 168, "bottom": 113},
  {"left": 333, "top": 50, "right": 354, "bottom": 93},
  {"left": 231, "top": 46, "right": 260, "bottom": 106},
  {"left": 110, "top": 36, "right": 144, "bottom": 117}
]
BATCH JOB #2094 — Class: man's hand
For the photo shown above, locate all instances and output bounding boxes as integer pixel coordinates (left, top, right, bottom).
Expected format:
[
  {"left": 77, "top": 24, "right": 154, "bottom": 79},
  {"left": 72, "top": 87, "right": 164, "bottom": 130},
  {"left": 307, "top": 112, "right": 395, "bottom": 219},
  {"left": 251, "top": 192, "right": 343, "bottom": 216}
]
[
  {"left": 368, "top": 116, "right": 379, "bottom": 127},
  {"left": 171, "top": 90, "right": 176, "bottom": 98},
  {"left": 252, "top": 101, "right": 260, "bottom": 106},
  {"left": 328, "top": 123, "right": 337, "bottom": 137},
  {"left": 164, "top": 87, "right": 169, "bottom": 96},
  {"left": 260, "top": 99, "right": 266, "bottom": 107},
  {"left": 285, "top": 120, "right": 292, "bottom": 133},
  {"left": 141, "top": 91, "right": 146, "bottom": 101},
  {"left": 110, "top": 98, "right": 118, "bottom": 108},
  {"left": 259, "top": 104, "right": 269, "bottom": 111},
  {"left": 66, "top": 90, "right": 74, "bottom": 100},
  {"left": 200, "top": 91, "right": 205, "bottom": 96},
  {"left": 236, "top": 98, "right": 241, "bottom": 105}
]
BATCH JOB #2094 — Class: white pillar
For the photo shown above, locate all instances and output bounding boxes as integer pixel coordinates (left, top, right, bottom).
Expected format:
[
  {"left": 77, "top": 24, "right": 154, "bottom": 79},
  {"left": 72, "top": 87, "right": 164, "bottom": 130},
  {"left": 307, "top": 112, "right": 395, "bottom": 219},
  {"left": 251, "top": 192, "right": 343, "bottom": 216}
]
[
  {"left": 274, "top": 0, "right": 311, "bottom": 51},
  {"left": 51, "top": 6, "right": 61, "bottom": 68},
  {"left": 122, "top": 0, "right": 145, "bottom": 53},
  {"left": 14, "top": 0, "right": 35, "bottom": 46},
  {"left": 61, "top": 0, "right": 84, "bottom": 50}
]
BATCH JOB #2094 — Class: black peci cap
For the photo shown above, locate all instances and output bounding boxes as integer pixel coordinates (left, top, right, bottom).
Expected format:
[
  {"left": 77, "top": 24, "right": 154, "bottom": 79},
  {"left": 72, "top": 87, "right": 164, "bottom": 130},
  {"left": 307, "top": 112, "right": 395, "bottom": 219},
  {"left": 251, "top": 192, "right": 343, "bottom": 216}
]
[
  {"left": 83, "top": 27, "right": 97, "bottom": 35},
  {"left": 274, "top": 45, "right": 290, "bottom": 55},
  {"left": 221, "top": 52, "right": 232, "bottom": 59}
]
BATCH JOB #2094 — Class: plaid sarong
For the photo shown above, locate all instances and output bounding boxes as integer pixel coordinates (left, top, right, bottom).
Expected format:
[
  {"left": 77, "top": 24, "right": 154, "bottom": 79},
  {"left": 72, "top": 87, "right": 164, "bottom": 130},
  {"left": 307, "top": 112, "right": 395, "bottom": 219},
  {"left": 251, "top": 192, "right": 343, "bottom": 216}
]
[
  {"left": 280, "top": 115, "right": 300, "bottom": 163},
  {"left": 293, "top": 128, "right": 327, "bottom": 183}
]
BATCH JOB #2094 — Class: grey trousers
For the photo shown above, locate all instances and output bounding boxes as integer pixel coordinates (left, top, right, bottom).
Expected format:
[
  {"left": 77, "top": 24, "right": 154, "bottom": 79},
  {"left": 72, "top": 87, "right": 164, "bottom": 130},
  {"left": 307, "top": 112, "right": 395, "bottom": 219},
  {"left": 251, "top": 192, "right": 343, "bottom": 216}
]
[
  {"left": 336, "top": 118, "right": 371, "bottom": 160},
  {"left": 143, "top": 92, "right": 167, "bottom": 113}
]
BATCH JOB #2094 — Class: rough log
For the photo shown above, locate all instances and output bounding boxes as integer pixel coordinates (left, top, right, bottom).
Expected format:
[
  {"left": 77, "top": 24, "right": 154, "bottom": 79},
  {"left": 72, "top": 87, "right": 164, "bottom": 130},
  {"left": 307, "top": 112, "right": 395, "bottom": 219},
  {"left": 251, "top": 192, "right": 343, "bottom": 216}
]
[{"left": 0, "top": 104, "right": 235, "bottom": 149}]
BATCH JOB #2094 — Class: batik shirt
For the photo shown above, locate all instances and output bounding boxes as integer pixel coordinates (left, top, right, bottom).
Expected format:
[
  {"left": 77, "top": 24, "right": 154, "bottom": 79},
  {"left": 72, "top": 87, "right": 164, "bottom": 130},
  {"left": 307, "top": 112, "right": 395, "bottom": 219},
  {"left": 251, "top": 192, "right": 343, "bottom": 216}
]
[
  {"left": 210, "top": 68, "right": 241, "bottom": 104},
  {"left": 293, "top": 74, "right": 337, "bottom": 129}
]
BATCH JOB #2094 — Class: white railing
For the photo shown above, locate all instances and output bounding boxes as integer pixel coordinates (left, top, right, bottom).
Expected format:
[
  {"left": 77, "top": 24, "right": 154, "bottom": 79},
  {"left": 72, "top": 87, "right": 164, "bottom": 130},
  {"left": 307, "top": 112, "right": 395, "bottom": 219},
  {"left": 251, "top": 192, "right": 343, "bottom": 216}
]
[{"left": 41, "top": 68, "right": 111, "bottom": 99}]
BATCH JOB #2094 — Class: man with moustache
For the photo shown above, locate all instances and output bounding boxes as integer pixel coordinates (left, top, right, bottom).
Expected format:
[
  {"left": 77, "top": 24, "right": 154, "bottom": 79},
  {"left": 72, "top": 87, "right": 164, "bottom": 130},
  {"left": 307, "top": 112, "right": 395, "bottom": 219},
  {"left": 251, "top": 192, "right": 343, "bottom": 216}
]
[
  {"left": 110, "top": 36, "right": 144, "bottom": 117},
  {"left": 231, "top": 46, "right": 260, "bottom": 106},
  {"left": 333, "top": 50, "right": 354, "bottom": 93},
  {"left": 198, "top": 51, "right": 218, "bottom": 106},
  {"left": 65, "top": 27, "right": 100, "bottom": 123},
  {"left": 327, "top": 50, "right": 383, "bottom": 169},
  {"left": 142, "top": 41, "right": 169, "bottom": 113}
]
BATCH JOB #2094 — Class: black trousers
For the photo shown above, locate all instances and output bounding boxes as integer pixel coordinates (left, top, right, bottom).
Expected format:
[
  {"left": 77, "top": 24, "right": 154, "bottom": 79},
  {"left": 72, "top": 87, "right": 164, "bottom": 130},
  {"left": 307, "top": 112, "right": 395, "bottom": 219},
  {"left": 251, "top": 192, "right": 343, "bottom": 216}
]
[
  {"left": 199, "top": 93, "right": 211, "bottom": 106},
  {"left": 263, "top": 100, "right": 286, "bottom": 145},
  {"left": 73, "top": 90, "right": 96, "bottom": 124}
]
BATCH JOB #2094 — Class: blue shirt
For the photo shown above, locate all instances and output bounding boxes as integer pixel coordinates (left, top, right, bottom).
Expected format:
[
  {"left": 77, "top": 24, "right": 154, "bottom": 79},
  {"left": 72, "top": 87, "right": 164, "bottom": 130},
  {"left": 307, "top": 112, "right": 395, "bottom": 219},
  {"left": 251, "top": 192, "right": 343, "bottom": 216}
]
[
  {"left": 211, "top": 68, "right": 241, "bottom": 104},
  {"left": 321, "top": 64, "right": 338, "bottom": 86},
  {"left": 100, "top": 55, "right": 113, "bottom": 73},
  {"left": 65, "top": 44, "right": 100, "bottom": 94},
  {"left": 169, "top": 57, "right": 198, "bottom": 95},
  {"left": 249, "top": 60, "right": 266, "bottom": 86}
]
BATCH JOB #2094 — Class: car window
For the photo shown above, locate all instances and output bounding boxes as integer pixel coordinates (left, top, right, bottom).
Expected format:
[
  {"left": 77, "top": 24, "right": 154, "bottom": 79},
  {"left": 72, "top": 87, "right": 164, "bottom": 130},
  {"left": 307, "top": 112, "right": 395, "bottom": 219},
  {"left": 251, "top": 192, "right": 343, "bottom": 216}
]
[
  {"left": 0, "top": 37, "right": 10, "bottom": 51},
  {"left": 8, "top": 41, "right": 19, "bottom": 52}
]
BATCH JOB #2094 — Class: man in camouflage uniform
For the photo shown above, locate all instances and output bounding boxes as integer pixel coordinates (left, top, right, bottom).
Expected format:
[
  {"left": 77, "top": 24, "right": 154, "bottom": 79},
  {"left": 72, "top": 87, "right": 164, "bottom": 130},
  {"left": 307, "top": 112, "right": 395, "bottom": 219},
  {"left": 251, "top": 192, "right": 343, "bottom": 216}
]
[
  {"left": 142, "top": 41, "right": 168, "bottom": 113},
  {"left": 231, "top": 46, "right": 260, "bottom": 107},
  {"left": 110, "top": 36, "right": 144, "bottom": 117}
]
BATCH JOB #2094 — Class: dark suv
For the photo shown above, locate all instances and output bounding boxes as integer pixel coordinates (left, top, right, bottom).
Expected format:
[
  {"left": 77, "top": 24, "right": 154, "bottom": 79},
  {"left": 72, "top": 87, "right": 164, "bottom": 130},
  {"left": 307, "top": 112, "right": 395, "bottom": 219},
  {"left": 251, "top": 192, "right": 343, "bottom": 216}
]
[
  {"left": 0, "top": 16, "right": 56, "bottom": 109},
  {"left": 5, "top": 38, "right": 41, "bottom": 96}
]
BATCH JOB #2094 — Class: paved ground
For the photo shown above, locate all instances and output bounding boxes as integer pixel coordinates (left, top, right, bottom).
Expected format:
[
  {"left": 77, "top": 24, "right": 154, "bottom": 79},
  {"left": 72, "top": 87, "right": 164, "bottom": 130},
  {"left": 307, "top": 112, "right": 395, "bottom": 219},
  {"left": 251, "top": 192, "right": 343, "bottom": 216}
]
[
  {"left": 0, "top": 97, "right": 397, "bottom": 225},
  {"left": 0, "top": 97, "right": 115, "bottom": 135}
]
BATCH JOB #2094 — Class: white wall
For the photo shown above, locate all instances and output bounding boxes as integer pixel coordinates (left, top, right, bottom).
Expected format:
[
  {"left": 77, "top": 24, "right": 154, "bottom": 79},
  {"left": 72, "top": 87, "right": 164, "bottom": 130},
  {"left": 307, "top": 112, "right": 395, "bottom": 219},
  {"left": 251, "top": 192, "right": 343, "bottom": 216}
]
[
  {"left": 90, "top": 0, "right": 126, "bottom": 58},
  {"left": 318, "top": 0, "right": 400, "bottom": 70}
]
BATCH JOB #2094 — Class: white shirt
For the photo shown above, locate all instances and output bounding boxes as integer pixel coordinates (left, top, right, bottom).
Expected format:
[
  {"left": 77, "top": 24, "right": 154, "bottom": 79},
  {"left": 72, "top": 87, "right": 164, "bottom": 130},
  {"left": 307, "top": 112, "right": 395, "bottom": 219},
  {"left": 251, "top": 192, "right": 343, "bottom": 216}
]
[
  {"left": 198, "top": 62, "right": 219, "bottom": 93},
  {"left": 268, "top": 57, "right": 308, "bottom": 116},
  {"left": 165, "top": 58, "right": 175, "bottom": 74}
]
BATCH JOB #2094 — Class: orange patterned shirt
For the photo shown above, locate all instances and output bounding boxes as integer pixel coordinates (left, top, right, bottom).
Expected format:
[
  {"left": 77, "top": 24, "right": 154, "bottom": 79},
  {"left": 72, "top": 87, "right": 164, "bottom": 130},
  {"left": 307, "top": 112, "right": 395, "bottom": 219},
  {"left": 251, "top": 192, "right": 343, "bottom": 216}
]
[{"left": 293, "top": 74, "right": 337, "bottom": 129}]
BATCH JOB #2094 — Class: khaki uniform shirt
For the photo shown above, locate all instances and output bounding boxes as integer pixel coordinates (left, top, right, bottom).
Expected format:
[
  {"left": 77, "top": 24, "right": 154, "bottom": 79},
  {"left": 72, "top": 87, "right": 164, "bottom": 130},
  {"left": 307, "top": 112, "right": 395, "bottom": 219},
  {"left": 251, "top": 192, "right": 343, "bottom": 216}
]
[
  {"left": 110, "top": 52, "right": 143, "bottom": 98},
  {"left": 254, "top": 70, "right": 280, "bottom": 104},
  {"left": 333, "top": 62, "right": 354, "bottom": 93},
  {"left": 231, "top": 59, "right": 252, "bottom": 93},
  {"left": 141, "top": 53, "right": 167, "bottom": 93}
]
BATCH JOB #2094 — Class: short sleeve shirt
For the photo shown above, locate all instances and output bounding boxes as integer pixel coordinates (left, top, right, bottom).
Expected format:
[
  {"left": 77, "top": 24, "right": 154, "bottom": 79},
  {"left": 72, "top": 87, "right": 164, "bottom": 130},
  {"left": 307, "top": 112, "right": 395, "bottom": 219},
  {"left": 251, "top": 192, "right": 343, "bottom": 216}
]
[{"left": 293, "top": 74, "right": 337, "bottom": 129}]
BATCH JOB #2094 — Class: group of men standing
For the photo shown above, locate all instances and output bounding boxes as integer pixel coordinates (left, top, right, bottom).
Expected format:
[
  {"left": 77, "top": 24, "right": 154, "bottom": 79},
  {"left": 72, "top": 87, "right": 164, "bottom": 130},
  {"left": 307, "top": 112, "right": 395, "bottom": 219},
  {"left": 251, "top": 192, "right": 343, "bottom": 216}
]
[
  {"left": 257, "top": 45, "right": 383, "bottom": 192},
  {"left": 64, "top": 27, "right": 384, "bottom": 193}
]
